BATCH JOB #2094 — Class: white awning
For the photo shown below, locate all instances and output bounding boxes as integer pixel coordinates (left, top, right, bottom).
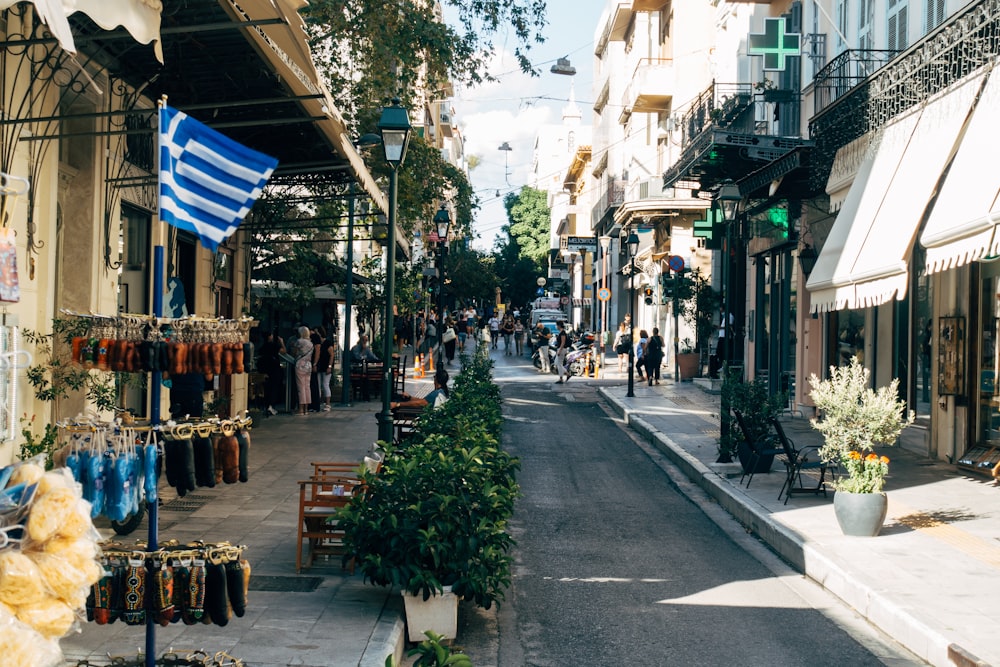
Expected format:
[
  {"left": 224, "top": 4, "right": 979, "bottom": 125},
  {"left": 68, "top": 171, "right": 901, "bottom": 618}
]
[
  {"left": 807, "top": 151, "right": 875, "bottom": 312},
  {"left": 825, "top": 134, "right": 870, "bottom": 213},
  {"left": 0, "top": 0, "right": 163, "bottom": 62},
  {"left": 807, "top": 110, "right": 923, "bottom": 311},
  {"left": 921, "top": 69, "right": 1000, "bottom": 274},
  {"left": 852, "top": 71, "right": 984, "bottom": 306}
]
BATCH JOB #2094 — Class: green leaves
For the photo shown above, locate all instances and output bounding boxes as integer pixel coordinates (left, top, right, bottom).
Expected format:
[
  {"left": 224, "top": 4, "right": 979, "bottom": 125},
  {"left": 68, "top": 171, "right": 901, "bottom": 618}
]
[
  {"left": 808, "top": 356, "right": 914, "bottom": 467},
  {"left": 339, "top": 353, "right": 519, "bottom": 609}
]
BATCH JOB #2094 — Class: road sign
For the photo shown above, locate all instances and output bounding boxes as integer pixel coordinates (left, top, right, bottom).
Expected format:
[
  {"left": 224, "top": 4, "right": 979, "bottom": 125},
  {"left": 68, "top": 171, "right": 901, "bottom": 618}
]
[
  {"left": 560, "top": 296, "right": 570, "bottom": 306},
  {"left": 597, "top": 287, "right": 611, "bottom": 302},
  {"left": 536, "top": 287, "right": 545, "bottom": 296},
  {"left": 668, "top": 255, "right": 685, "bottom": 272}
]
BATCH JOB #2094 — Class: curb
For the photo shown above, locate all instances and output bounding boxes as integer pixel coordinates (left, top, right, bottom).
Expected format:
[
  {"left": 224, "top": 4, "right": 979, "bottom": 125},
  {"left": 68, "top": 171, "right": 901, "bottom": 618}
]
[
  {"left": 360, "top": 591, "right": 406, "bottom": 667},
  {"left": 599, "top": 387, "right": 957, "bottom": 667}
]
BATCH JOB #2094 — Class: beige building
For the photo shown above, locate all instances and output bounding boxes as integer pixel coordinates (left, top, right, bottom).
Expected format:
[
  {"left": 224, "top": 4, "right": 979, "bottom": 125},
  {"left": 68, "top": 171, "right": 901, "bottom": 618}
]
[{"left": 0, "top": 0, "right": 384, "bottom": 464}]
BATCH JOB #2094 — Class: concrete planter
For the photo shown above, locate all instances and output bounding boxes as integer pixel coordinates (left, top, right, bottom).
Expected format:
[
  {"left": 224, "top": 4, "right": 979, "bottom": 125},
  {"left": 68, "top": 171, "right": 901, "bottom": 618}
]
[
  {"left": 833, "top": 491, "right": 888, "bottom": 537},
  {"left": 402, "top": 586, "right": 458, "bottom": 642}
]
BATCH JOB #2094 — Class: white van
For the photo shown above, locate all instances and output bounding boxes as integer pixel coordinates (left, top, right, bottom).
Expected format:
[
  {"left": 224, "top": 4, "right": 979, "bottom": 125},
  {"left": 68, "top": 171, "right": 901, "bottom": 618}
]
[{"left": 529, "top": 308, "right": 565, "bottom": 328}]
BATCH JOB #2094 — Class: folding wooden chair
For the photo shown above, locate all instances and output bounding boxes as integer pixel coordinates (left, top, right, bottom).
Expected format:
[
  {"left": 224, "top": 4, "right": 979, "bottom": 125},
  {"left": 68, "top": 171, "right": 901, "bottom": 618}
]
[{"left": 296, "top": 475, "right": 362, "bottom": 572}]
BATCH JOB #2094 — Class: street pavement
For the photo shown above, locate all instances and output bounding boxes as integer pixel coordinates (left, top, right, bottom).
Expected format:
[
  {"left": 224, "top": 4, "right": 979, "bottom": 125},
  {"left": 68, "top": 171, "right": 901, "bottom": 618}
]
[{"left": 61, "top": 349, "right": 1000, "bottom": 667}]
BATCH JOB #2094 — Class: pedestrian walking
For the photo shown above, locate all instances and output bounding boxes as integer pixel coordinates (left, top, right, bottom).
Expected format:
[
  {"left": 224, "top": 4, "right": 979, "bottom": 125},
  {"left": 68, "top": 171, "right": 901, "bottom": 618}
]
[
  {"left": 500, "top": 316, "right": 515, "bottom": 355},
  {"left": 645, "top": 326, "right": 665, "bottom": 385},
  {"left": 514, "top": 319, "right": 525, "bottom": 356},
  {"left": 291, "top": 325, "right": 314, "bottom": 415},
  {"left": 554, "top": 320, "right": 572, "bottom": 384},
  {"left": 613, "top": 322, "right": 631, "bottom": 373},
  {"left": 488, "top": 313, "right": 501, "bottom": 350},
  {"left": 634, "top": 329, "right": 648, "bottom": 381},
  {"left": 316, "top": 327, "right": 335, "bottom": 411},
  {"left": 535, "top": 323, "right": 551, "bottom": 373},
  {"left": 442, "top": 317, "right": 457, "bottom": 366},
  {"left": 258, "top": 329, "right": 285, "bottom": 415}
]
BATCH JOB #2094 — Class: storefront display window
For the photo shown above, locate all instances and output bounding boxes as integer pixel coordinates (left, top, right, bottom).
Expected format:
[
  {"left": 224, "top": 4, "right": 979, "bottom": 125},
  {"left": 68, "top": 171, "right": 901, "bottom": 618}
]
[
  {"left": 835, "top": 309, "right": 865, "bottom": 366},
  {"left": 963, "top": 262, "right": 1000, "bottom": 474},
  {"left": 914, "top": 271, "right": 933, "bottom": 418}
]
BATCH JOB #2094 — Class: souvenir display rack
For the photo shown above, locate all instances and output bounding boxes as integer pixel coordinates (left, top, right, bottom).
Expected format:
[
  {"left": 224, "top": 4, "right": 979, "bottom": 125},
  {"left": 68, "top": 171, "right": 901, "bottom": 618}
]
[
  {"left": 60, "top": 311, "right": 257, "bottom": 376},
  {"left": 52, "top": 308, "right": 257, "bottom": 667}
]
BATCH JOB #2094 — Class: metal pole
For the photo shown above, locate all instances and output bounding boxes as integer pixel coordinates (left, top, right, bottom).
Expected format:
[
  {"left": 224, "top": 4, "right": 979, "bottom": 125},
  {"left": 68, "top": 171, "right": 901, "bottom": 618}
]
[
  {"left": 673, "top": 279, "right": 680, "bottom": 382},
  {"left": 341, "top": 182, "right": 355, "bottom": 406},
  {"left": 377, "top": 168, "right": 398, "bottom": 444},
  {"left": 627, "top": 262, "right": 636, "bottom": 398}
]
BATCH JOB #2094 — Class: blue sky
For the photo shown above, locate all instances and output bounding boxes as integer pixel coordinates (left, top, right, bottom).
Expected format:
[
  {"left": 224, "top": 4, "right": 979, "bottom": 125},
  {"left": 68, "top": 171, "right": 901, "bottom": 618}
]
[{"left": 446, "top": 0, "right": 607, "bottom": 250}]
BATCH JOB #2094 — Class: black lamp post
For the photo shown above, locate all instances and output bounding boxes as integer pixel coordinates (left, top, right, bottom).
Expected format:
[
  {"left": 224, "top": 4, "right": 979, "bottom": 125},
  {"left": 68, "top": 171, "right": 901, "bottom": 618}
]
[
  {"left": 433, "top": 203, "right": 452, "bottom": 365},
  {"left": 376, "top": 99, "right": 412, "bottom": 445},
  {"left": 625, "top": 231, "right": 640, "bottom": 398},
  {"left": 715, "top": 179, "right": 742, "bottom": 456}
]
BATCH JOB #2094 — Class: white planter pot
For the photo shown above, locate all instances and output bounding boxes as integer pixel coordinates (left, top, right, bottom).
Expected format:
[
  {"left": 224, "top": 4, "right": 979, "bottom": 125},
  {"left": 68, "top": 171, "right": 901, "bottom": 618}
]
[{"left": 401, "top": 586, "right": 459, "bottom": 642}]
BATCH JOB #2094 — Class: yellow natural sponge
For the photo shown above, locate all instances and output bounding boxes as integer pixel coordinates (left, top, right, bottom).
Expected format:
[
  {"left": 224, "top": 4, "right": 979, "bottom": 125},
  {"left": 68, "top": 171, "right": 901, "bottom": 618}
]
[{"left": 0, "top": 551, "right": 46, "bottom": 606}]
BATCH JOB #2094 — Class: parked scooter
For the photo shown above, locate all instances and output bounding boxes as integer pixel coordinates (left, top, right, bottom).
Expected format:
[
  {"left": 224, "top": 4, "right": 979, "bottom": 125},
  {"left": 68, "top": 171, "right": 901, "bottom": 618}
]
[{"left": 532, "top": 345, "right": 557, "bottom": 372}]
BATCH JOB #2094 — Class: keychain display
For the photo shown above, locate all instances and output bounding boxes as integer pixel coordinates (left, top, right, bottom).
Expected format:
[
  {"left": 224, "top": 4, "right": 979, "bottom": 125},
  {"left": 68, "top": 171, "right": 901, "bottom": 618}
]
[
  {"left": 88, "top": 541, "right": 248, "bottom": 629},
  {"left": 64, "top": 313, "right": 256, "bottom": 376},
  {"left": 55, "top": 416, "right": 251, "bottom": 517}
]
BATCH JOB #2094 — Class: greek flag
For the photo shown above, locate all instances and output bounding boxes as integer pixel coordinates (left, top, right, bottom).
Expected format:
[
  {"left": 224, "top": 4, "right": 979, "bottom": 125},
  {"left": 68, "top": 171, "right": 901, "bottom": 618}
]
[{"left": 159, "top": 104, "right": 278, "bottom": 251}]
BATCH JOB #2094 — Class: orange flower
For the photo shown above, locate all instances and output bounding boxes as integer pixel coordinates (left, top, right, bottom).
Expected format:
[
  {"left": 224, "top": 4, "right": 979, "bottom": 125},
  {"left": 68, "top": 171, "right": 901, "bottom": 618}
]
[
  {"left": 880, "top": 455, "right": 890, "bottom": 464},
  {"left": 865, "top": 452, "right": 879, "bottom": 461},
  {"left": 848, "top": 451, "right": 862, "bottom": 460}
]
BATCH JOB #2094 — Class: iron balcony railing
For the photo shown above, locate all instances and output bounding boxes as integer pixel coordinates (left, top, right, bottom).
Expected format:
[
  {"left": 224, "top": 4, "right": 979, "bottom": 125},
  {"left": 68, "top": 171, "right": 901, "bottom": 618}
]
[{"left": 812, "top": 49, "right": 897, "bottom": 115}]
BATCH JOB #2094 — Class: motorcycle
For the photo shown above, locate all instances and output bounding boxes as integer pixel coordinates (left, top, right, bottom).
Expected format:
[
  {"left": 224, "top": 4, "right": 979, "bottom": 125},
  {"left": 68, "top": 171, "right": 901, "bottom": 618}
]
[{"left": 532, "top": 346, "right": 557, "bottom": 372}]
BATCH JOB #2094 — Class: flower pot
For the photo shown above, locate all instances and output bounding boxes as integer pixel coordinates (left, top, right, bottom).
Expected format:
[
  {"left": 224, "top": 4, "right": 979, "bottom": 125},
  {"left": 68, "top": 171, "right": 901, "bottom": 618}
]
[
  {"left": 402, "top": 586, "right": 459, "bottom": 642},
  {"left": 677, "top": 352, "right": 700, "bottom": 380},
  {"left": 833, "top": 491, "right": 888, "bottom": 537}
]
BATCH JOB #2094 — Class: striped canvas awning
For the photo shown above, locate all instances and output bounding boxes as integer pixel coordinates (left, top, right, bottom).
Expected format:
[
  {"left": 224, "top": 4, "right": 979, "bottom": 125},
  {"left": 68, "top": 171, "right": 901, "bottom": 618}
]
[{"left": 572, "top": 298, "right": 593, "bottom": 307}]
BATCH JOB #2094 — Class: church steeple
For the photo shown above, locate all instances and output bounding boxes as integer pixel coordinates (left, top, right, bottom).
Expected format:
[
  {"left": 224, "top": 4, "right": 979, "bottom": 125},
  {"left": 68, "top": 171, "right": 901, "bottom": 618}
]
[{"left": 562, "top": 81, "right": 581, "bottom": 126}]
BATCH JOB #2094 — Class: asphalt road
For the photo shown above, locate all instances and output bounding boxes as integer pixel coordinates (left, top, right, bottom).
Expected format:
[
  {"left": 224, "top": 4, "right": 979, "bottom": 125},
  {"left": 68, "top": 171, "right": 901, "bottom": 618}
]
[{"left": 452, "top": 351, "right": 922, "bottom": 667}]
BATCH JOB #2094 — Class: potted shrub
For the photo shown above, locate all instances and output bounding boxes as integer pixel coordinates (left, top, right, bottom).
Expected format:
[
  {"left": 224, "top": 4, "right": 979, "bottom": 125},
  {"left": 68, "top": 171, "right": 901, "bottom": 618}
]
[
  {"left": 677, "top": 268, "right": 721, "bottom": 379},
  {"left": 676, "top": 338, "right": 699, "bottom": 381},
  {"left": 720, "top": 370, "right": 787, "bottom": 468},
  {"left": 339, "top": 356, "right": 519, "bottom": 641},
  {"left": 808, "top": 356, "right": 914, "bottom": 536}
]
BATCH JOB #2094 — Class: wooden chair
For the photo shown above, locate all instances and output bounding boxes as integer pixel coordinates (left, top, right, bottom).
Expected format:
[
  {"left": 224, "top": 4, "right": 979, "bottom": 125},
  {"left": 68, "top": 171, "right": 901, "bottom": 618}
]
[
  {"left": 296, "top": 474, "right": 362, "bottom": 572},
  {"left": 733, "top": 409, "right": 784, "bottom": 488},
  {"left": 392, "top": 405, "right": 424, "bottom": 445},
  {"left": 771, "top": 417, "right": 829, "bottom": 504}
]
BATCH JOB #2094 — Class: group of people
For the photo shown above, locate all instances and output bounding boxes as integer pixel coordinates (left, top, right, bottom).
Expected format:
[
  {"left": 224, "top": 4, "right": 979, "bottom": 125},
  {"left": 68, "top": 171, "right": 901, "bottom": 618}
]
[{"left": 613, "top": 321, "right": 665, "bottom": 385}]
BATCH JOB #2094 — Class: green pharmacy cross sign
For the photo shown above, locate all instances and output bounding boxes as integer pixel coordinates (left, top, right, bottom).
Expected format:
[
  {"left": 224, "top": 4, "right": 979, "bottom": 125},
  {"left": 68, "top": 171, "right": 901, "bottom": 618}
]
[
  {"left": 749, "top": 17, "right": 801, "bottom": 71},
  {"left": 694, "top": 207, "right": 724, "bottom": 249}
]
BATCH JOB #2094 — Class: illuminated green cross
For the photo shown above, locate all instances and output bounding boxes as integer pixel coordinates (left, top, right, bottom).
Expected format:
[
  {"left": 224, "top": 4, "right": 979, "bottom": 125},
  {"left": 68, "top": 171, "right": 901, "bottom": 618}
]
[
  {"left": 693, "top": 207, "right": 723, "bottom": 239},
  {"left": 749, "top": 18, "right": 801, "bottom": 71}
]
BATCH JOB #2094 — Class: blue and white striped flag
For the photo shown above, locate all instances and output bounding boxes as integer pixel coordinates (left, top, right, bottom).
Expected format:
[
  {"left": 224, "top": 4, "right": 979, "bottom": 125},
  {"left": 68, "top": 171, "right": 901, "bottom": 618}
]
[{"left": 159, "top": 104, "right": 278, "bottom": 251}]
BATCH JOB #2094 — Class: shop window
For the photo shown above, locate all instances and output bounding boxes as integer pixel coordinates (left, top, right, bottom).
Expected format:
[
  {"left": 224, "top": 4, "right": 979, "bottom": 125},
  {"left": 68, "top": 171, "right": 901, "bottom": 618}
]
[
  {"left": 962, "top": 263, "right": 1000, "bottom": 474},
  {"left": 834, "top": 309, "right": 865, "bottom": 367}
]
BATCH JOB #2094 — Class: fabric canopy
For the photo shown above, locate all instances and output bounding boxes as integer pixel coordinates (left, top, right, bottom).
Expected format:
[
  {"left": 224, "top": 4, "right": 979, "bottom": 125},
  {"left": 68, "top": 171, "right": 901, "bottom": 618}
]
[
  {"left": 921, "top": 69, "right": 1000, "bottom": 274},
  {"left": 851, "top": 71, "right": 984, "bottom": 306},
  {"left": 0, "top": 0, "right": 162, "bottom": 61}
]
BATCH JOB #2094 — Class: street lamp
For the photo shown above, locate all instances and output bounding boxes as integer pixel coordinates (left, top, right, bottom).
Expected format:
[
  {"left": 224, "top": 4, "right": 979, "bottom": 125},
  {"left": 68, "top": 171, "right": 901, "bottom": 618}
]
[
  {"left": 433, "top": 203, "right": 452, "bottom": 365},
  {"left": 376, "top": 99, "right": 412, "bottom": 444},
  {"left": 715, "top": 179, "right": 742, "bottom": 458},
  {"left": 625, "top": 231, "right": 640, "bottom": 398}
]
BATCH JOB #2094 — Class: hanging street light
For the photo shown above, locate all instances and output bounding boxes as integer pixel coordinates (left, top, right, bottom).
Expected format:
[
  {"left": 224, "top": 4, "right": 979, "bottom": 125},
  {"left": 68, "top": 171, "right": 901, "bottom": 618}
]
[{"left": 375, "top": 99, "right": 412, "bottom": 444}]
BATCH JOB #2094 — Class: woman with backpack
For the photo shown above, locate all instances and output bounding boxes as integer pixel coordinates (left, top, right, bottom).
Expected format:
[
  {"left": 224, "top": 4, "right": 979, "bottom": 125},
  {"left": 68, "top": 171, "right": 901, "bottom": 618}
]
[{"left": 644, "top": 326, "right": 665, "bottom": 385}]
